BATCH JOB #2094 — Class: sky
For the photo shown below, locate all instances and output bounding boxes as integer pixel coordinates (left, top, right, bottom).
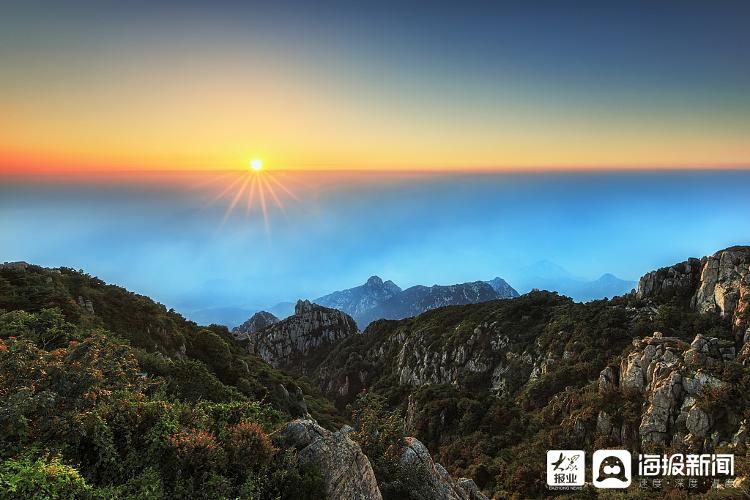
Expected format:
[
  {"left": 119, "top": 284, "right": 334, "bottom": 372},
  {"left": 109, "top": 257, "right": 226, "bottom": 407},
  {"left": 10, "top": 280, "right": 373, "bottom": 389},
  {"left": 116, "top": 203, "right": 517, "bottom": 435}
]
[
  {"left": 1, "top": 2, "right": 749, "bottom": 325},
  {"left": 1, "top": 1, "right": 749, "bottom": 171}
]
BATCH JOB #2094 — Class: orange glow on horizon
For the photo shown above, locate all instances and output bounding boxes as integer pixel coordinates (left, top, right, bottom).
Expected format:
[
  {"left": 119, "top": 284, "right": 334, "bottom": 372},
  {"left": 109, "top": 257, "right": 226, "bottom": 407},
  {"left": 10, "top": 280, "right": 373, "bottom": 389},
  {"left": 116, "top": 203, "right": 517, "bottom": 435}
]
[{"left": 1, "top": 157, "right": 749, "bottom": 178}]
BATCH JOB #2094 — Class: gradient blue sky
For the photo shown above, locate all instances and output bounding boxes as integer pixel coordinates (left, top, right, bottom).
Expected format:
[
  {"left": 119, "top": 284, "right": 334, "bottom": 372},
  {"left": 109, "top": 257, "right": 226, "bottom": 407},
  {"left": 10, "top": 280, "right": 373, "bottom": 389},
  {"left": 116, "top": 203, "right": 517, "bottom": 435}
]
[
  {"left": 2, "top": 1, "right": 749, "bottom": 169},
  {"left": 2, "top": 171, "right": 749, "bottom": 323}
]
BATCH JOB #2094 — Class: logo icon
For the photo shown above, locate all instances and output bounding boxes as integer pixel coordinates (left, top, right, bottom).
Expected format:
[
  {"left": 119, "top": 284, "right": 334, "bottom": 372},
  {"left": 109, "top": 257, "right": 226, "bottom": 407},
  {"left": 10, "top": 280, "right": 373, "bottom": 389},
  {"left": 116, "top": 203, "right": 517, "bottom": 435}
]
[
  {"left": 593, "top": 450, "right": 632, "bottom": 488},
  {"left": 547, "top": 450, "right": 584, "bottom": 488}
]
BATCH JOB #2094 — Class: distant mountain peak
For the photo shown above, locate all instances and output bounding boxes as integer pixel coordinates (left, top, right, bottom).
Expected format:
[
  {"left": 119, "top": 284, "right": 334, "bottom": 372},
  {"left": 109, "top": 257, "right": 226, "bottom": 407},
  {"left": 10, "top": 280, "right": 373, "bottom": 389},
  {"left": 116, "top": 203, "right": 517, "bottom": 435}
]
[
  {"left": 486, "top": 277, "right": 520, "bottom": 298},
  {"left": 596, "top": 273, "right": 623, "bottom": 282},
  {"left": 524, "top": 259, "right": 574, "bottom": 279},
  {"left": 315, "top": 275, "right": 518, "bottom": 328}
]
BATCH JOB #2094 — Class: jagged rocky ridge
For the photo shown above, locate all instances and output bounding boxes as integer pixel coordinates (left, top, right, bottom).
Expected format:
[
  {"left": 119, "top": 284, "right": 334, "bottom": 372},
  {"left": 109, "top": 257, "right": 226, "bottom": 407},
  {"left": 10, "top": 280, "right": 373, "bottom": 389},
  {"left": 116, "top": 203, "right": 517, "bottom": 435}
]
[
  {"left": 315, "top": 276, "right": 517, "bottom": 328},
  {"left": 6, "top": 246, "right": 750, "bottom": 498},
  {"left": 315, "top": 276, "right": 403, "bottom": 323}
]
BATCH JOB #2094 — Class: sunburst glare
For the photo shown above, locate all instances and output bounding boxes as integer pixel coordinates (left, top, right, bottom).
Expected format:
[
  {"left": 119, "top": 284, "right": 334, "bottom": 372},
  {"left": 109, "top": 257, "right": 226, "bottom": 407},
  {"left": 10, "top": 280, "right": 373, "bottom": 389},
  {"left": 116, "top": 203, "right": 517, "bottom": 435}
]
[{"left": 203, "top": 161, "right": 299, "bottom": 233}]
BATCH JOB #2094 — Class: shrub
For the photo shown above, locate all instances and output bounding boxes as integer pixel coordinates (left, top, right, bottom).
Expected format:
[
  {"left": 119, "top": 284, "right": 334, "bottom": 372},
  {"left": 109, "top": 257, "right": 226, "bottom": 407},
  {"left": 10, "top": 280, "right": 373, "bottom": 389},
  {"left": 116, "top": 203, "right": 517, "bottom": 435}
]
[
  {"left": 225, "top": 421, "right": 276, "bottom": 474},
  {"left": 0, "top": 455, "right": 91, "bottom": 500},
  {"left": 168, "top": 428, "right": 226, "bottom": 478}
]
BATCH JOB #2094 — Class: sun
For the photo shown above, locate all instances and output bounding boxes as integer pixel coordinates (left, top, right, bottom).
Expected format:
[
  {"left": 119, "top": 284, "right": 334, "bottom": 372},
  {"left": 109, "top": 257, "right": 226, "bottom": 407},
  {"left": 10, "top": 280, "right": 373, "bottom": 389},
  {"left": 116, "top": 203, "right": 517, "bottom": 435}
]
[{"left": 204, "top": 157, "right": 299, "bottom": 233}]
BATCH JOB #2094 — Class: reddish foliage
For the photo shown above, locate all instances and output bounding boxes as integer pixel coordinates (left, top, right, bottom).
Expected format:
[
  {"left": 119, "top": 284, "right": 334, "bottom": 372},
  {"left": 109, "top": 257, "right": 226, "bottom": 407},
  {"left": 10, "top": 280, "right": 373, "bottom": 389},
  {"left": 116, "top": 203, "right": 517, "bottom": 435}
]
[{"left": 226, "top": 421, "right": 276, "bottom": 470}]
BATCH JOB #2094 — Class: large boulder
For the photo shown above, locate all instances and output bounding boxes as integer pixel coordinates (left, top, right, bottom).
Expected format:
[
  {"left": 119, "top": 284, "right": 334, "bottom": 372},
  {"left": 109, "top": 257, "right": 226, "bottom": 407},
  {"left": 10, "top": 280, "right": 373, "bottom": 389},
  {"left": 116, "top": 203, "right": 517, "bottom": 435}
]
[
  {"left": 277, "top": 419, "right": 382, "bottom": 500},
  {"left": 399, "top": 437, "right": 487, "bottom": 500}
]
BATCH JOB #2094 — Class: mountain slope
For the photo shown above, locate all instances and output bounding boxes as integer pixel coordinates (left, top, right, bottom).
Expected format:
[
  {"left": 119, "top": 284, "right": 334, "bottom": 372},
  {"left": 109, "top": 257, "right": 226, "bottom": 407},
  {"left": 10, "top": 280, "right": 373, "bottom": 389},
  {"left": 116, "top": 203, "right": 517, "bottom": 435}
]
[
  {"left": 0, "top": 262, "right": 478, "bottom": 499},
  {"left": 306, "top": 246, "right": 750, "bottom": 497},
  {"left": 359, "top": 281, "right": 503, "bottom": 327},
  {"left": 0, "top": 261, "right": 338, "bottom": 423}
]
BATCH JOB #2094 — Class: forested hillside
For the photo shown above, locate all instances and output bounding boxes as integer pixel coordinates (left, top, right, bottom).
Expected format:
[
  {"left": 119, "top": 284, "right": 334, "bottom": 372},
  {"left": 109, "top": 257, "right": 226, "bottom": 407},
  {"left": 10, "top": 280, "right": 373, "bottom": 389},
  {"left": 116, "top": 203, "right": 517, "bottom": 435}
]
[
  {"left": 2, "top": 246, "right": 749, "bottom": 498},
  {"left": 0, "top": 263, "right": 336, "bottom": 498}
]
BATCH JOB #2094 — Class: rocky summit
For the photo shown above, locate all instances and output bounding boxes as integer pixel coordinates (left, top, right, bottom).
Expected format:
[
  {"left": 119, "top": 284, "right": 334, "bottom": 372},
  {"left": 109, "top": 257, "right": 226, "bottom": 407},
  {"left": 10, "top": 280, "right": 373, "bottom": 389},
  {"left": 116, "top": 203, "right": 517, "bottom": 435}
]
[
  {"left": 231, "top": 310, "right": 279, "bottom": 340},
  {"left": 246, "top": 299, "right": 359, "bottom": 374},
  {"left": 485, "top": 277, "right": 520, "bottom": 298}
]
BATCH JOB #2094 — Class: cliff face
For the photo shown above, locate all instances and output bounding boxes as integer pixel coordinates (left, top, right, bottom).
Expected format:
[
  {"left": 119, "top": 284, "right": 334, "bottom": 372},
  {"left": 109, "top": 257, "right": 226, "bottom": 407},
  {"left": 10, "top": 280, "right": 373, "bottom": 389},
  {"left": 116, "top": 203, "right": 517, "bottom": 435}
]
[
  {"left": 314, "top": 292, "right": 620, "bottom": 406},
  {"left": 637, "top": 246, "right": 750, "bottom": 341},
  {"left": 247, "top": 299, "right": 358, "bottom": 374}
]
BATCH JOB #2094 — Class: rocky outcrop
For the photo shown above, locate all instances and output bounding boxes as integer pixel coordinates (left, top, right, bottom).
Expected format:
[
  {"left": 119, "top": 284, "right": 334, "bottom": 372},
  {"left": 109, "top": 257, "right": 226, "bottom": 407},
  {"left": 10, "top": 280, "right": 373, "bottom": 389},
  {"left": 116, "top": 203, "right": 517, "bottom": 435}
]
[
  {"left": 276, "top": 421, "right": 486, "bottom": 500},
  {"left": 272, "top": 383, "right": 309, "bottom": 418},
  {"left": 636, "top": 247, "right": 750, "bottom": 341},
  {"left": 247, "top": 300, "right": 358, "bottom": 374},
  {"left": 232, "top": 311, "right": 279, "bottom": 340},
  {"left": 277, "top": 419, "right": 382, "bottom": 500},
  {"left": 77, "top": 295, "right": 95, "bottom": 314},
  {"left": 400, "top": 437, "right": 487, "bottom": 500},
  {"left": 0, "top": 261, "right": 30, "bottom": 271},
  {"left": 692, "top": 247, "right": 750, "bottom": 340},
  {"left": 599, "top": 331, "right": 735, "bottom": 450},
  {"left": 636, "top": 258, "right": 703, "bottom": 300},
  {"left": 394, "top": 316, "right": 553, "bottom": 397}
]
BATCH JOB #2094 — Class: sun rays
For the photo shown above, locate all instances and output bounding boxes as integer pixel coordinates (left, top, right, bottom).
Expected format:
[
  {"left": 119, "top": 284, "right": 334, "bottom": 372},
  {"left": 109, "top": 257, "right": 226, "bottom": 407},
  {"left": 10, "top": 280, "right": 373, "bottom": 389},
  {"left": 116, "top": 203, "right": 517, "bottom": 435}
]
[{"left": 202, "top": 165, "right": 300, "bottom": 233}]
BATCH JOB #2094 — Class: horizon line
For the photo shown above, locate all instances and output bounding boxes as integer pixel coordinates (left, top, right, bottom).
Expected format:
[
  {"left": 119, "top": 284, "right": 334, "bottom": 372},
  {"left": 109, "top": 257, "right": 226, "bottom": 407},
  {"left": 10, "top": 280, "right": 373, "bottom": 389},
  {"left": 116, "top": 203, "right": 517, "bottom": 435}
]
[{"left": 2, "top": 163, "right": 750, "bottom": 179}]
